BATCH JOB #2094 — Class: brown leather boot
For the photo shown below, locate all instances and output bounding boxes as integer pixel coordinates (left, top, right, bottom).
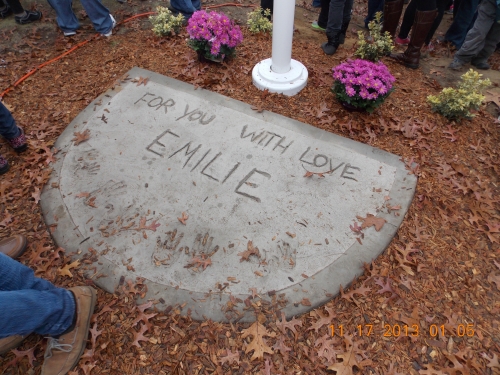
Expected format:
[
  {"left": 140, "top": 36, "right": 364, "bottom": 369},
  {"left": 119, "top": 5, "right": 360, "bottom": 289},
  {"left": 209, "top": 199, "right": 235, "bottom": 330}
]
[
  {"left": 41, "top": 286, "right": 96, "bottom": 375},
  {"left": 0, "top": 235, "right": 27, "bottom": 259},
  {"left": 382, "top": 0, "right": 404, "bottom": 37},
  {"left": 389, "top": 9, "right": 438, "bottom": 69}
]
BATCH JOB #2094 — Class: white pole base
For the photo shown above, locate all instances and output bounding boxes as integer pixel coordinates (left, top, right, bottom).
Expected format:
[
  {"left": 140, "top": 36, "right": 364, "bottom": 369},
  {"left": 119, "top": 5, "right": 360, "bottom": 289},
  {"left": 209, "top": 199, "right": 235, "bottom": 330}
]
[{"left": 252, "top": 58, "right": 308, "bottom": 97}]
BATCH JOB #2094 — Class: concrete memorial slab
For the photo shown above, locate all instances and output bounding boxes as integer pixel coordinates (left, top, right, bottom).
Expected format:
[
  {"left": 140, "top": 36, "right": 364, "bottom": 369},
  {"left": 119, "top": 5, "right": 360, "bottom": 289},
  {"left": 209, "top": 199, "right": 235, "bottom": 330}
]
[{"left": 41, "top": 67, "right": 417, "bottom": 322}]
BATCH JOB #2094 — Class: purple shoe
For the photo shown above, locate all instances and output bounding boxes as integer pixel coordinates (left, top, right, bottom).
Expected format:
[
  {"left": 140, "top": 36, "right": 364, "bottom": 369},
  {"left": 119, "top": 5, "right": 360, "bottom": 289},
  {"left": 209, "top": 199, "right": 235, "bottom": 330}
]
[
  {"left": 7, "top": 127, "right": 27, "bottom": 153},
  {"left": 0, "top": 155, "right": 9, "bottom": 175}
]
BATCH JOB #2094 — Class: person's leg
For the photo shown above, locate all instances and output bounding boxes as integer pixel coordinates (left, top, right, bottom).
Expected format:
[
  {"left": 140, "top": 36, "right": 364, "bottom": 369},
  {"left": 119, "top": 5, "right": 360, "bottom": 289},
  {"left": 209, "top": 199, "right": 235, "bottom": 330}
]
[
  {"left": 425, "top": 0, "right": 446, "bottom": 45},
  {"left": 317, "top": 0, "right": 330, "bottom": 28},
  {"left": 46, "top": 0, "right": 80, "bottom": 34},
  {"left": 365, "top": 0, "right": 384, "bottom": 27},
  {"left": 322, "top": 0, "right": 346, "bottom": 54},
  {"left": 452, "top": 0, "right": 496, "bottom": 66},
  {"left": 390, "top": 0, "right": 437, "bottom": 68},
  {"left": 4, "top": 0, "right": 42, "bottom": 24},
  {"left": 0, "top": 253, "right": 97, "bottom": 375},
  {"left": 3, "top": 0, "right": 22, "bottom": 14},
  {"left": 0, "top": 253, "right": 56, "bottom": 293},
  {"left": 0, "top": 101, "right": 27, "bottom": 153},
  {"left": 338, "top": 0, "right": 354, "bottom": 44},
  {"left": 171, "top": 0, "right": 198, "bottom": 19},
  {"left": 397, "top": 0, "right": 417, "bottom": 40},
  {"left": 382, "top": 0, "right": 404, "bottom": 37},
  {"left": 79, "top": 0, "right": 113, "bottom": 35},
  {"left": 444, "top": 0, "right": 479, "bottom": 48},
  {"left": 471, "top": 16, "right": 500, "bottom": 69}
]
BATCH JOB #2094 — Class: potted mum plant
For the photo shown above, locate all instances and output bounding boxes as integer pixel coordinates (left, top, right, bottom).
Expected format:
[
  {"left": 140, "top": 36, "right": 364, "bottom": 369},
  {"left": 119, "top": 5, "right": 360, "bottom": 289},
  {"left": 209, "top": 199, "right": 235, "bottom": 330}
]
[
  {"left": 187, "top": 10, "right": 244, "bottom": 62},
  {"left": 332, "top": 59, "right": 395, "bottom": 113}
]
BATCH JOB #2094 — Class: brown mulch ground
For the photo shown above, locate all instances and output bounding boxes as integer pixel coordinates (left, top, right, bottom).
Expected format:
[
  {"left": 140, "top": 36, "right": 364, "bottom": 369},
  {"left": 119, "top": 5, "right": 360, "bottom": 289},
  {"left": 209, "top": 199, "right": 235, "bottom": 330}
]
[{"left": 0, "top": 0, "right": 499, "bottom": 374}]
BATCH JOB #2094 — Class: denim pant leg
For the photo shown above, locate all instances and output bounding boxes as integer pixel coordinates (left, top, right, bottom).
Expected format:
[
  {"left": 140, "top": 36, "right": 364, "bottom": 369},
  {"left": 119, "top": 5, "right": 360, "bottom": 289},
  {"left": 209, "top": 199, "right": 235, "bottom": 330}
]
[
  {"left": 80, "top": 0, "right": 112, "bottom": 34},
  {"left": 0, "top": 102, "right": 20, "bottom": 140},
  {"left": 170, "top": 0, "right": 197, "bottom": 19},
  {"left": 455, "top": 0, "right": 496, "bottom": 62},
  {"left": 444, "top": 0, "right": 479, "bottom": 48},
  {"left": 326, "top": 0, "right": 353, "bottom": 38},
  {"left": 46, "top": 0, "right": 80, "bottom": 33},
  {"left": 365, "top": 0, "right": 384, "bottom": 27},
  {"left": 0, "top": 253, "right": 75, "bottom": 337}
]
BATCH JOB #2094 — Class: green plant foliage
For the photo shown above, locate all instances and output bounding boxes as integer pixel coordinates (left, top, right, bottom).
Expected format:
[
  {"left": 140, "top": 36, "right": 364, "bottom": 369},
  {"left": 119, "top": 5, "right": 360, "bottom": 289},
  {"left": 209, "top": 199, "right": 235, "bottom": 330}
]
[
  {"left": 427, "top": 69, "right": 491, "bottom": 121},
  {"left": 149, "top": 6, "right": 185, "bottom": 37},
  {"left": 354, "top": 12, "right": 393, "bottom": 62},
  {"left": 247, "top": 7, "right": 272, "bottom": 34}
]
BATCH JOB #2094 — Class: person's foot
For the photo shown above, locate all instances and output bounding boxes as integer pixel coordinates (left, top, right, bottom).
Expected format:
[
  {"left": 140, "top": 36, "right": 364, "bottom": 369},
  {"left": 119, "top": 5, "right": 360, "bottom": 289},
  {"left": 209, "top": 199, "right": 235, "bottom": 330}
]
[
  {"left": 0, "top": 155, "right": 9, "bottom": 175},
  {"left": 7, "top": 127, "right": 27, "bottom": 153},
  {"left": 0, "top": 335, "right": 29, "bottom": 355},
  {"left": 14, "top": 10, "right": 42, "bottom": 24},
  {"left": 0, "top": 4, "right": 12, "bottom": 18},
  {"left": 41, "top": 286, "right": 96, "bottom": 375},
  {"left": 101, "top": 14, "right": 116, "bottom": 37},
  {"left": 395, "top": 36, "right": 410, "bottom": 45},
  {"left": 422, "top": 42, "right": 434, "bottom": 53},
  {"left": 472, "top": 61, "right": 490, "bottom": 70},
  {"left": 448, "top": 57, "right": 466, "bottom": 70},
  {"left": 311, "top": 21, "right": 325, "bottom": 32},
  {"left": 0, "top": 235, "right": 28, "bottom": 259},
  {"left": 63, "top": 31, "right": 76, "bottom": 37}
]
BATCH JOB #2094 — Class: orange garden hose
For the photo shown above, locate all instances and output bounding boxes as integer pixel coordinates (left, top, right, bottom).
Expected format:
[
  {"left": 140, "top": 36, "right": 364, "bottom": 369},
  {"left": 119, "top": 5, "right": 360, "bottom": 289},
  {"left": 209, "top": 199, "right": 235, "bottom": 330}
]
[{"left": 0, "top": 3, "right": 257, "bottom": 98}]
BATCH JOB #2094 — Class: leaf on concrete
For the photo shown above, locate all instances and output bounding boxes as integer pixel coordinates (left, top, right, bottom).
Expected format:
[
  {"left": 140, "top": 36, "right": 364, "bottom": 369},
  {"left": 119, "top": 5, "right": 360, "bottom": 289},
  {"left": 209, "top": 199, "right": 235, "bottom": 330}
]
[
  {"left": 72, "top": 129, "right": 90, "bottom": 145},
  {"left": 241, "top": 321, "right": 275, "bottom": 361},
  {"left": 238, "top": 240, "right": 260, "bottom": 262},
  {"left": 177, "top": 211, "right": 188, "bottom": 225},
  {"left": 357, "top": 213, "right": 386, "bottom": 231}
]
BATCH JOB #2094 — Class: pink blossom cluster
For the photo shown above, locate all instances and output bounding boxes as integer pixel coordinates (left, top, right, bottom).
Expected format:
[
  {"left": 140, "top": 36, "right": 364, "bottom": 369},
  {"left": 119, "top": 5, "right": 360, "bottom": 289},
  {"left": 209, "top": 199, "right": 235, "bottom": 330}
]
[
  {"left": 187, "top": 10, "right": 243, "bottom": 56},
  {"left": 332, "top": 59, "right": 395, "bottom": 100}
]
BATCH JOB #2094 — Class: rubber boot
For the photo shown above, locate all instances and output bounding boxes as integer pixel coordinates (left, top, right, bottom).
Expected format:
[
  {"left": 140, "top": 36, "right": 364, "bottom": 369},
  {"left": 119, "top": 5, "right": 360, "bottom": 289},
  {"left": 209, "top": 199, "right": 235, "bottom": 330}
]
[
  {"left": 338, "top": 19, "right": 351, "bottom": 44},
  {"left": 389, "top": 9, "right": 438, "bottom": 69},
  {"left": 381, "top": 0, "right": 404, "bottom": 38},
  {"left": 321, "top": 33, "right": 340, "bottom": 55}
]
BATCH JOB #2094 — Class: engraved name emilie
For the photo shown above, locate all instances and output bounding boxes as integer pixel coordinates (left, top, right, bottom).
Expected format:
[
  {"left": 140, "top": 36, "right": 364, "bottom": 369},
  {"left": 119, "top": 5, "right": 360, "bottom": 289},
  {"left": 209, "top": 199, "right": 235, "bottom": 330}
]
[{"left": 136, "top": 92, "right": 361, "bottom": 202}]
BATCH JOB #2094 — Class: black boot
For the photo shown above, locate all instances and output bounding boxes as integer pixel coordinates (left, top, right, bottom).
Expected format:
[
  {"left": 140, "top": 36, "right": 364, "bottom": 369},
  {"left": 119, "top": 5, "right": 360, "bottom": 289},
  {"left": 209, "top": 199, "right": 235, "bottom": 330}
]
[
  {"left": 321, "top": 34, "right": 340, "bottom": 55},
  {"left": 389, "top": 9, "right": 438, "bottom": 69},
  {"left": 339, "top": 20, "right": 351, "bottom": 44},
  {"left": 382, "top": 0, "right": 404, "bottom": 38}
]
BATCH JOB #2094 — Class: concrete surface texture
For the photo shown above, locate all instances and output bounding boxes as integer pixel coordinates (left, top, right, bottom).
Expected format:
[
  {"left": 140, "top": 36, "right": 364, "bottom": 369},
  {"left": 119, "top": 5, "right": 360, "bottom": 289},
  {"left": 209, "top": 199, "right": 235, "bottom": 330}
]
[{"left": 41, "top": 67, "right": 417, "bottom": 321}]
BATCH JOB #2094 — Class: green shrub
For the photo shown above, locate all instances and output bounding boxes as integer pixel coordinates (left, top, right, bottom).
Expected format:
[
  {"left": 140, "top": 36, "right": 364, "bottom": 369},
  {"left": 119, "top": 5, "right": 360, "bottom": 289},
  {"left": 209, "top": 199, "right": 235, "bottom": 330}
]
[
  {"left": 150, "top": 6, "right": 185, "bottom": 37},
  {"left": 247, "top": 7, "right": 272, "bottom": 34},
  {"left": 354, "top": 12, "right": 393, "bottom": 62},
  {"left": 427, "top": 69, "right": 491, "bottom": 121}
]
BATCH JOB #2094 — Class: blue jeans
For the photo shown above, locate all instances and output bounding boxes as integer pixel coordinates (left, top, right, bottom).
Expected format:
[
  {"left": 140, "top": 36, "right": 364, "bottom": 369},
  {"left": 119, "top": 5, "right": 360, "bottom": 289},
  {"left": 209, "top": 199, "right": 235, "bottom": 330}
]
[
  {"left": 170, "top": 0, "right": 201, "bottom": 19},
  {"left": 365, "top": 0, "right": 384, "bottom": 27},
  {"left": 444, "top": 0, "right": 479, "bottom": 48},
  {"left": 46, "top": 0, "right": 113, "bottom": 34},
  {"left": 0, "top": 101, "right": 20, "bottom": 140},
  {"left": 0, "top": 253, "right": 75, "bottom": 338}
]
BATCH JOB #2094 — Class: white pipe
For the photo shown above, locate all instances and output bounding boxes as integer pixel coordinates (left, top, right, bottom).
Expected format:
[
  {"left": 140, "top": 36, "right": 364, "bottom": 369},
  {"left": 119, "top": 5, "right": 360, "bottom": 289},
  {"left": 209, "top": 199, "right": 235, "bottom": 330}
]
[{"left": 271, "top": 0, "right": 294, "bottom": 74}]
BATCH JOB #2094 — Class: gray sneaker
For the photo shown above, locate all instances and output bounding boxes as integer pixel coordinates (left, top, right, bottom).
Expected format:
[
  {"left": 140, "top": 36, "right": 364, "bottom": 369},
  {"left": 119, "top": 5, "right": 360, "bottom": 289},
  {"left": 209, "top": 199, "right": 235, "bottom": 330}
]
[
  {"left": 448, "top": 58, "right": 466, "bottom": 70},
  {"left": 472, "top": 61, "right": 490, "bottom": 70}
]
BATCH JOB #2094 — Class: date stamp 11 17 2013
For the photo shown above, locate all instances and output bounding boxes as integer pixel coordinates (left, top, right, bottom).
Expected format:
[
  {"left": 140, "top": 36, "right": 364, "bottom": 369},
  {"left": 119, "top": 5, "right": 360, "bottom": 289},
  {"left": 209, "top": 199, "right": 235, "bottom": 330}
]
[{"left": 329, "top": 323, "right": 475, "bottom": 338}]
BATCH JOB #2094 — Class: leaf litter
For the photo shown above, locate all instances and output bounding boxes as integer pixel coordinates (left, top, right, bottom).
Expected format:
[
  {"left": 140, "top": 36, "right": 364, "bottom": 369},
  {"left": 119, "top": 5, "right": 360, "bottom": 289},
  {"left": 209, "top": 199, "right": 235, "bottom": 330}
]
[{"left": 0, "top": 1, "right": 499, "bottom": 374}]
